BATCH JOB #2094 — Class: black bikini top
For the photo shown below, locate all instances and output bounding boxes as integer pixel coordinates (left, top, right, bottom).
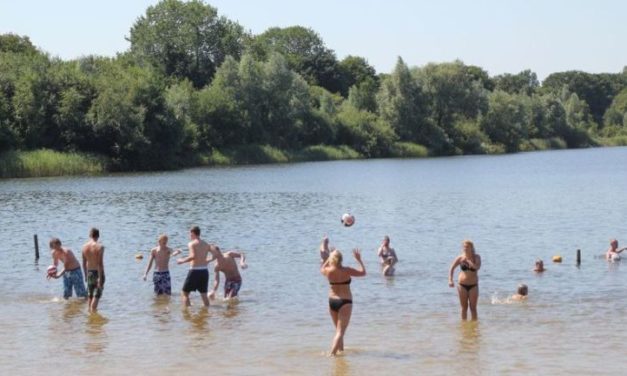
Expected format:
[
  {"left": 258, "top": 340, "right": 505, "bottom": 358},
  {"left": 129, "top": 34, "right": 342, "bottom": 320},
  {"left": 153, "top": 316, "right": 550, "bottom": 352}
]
[
  {"left": 460, "top": 259, "right": 477, "bottom": 272},
  {"left": 330, "top": 278, "right": 352, "bottom": 285}
]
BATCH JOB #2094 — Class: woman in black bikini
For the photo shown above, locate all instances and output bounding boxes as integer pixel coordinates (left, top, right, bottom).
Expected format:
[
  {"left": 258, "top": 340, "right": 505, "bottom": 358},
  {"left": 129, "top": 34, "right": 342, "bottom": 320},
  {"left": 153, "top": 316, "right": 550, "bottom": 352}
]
[
  {"left": 320, "top": 249, "right": 366, "bottom": 356},
  {"left": 448, "top": 240, "right": 481, "bottom": 321}
]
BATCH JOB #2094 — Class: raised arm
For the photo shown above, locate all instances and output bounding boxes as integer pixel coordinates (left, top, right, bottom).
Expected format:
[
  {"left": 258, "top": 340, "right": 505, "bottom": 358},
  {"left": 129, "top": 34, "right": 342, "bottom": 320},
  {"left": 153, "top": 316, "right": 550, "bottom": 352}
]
[
  {"left": 347, "top": 248, "right": 366, "bottom": 277},
  {"left": 448, "top": 256, "right": 461, "bottom": 287},
  {"left": 143, "top": 249, "right": 156, "bottom": 281},
  {"left": 228, "top": 251, "right": 247, "bottom": 269}
]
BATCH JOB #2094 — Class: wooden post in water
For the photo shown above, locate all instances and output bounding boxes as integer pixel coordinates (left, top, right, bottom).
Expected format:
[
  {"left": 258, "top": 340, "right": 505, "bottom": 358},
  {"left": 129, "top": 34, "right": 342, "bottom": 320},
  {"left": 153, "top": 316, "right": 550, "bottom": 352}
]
[
  {"left": 576, "top": 249, "right": 581, "bottom": 266},
  {"left": 34, "top": 234, "right": 40, "bottom": 260}
]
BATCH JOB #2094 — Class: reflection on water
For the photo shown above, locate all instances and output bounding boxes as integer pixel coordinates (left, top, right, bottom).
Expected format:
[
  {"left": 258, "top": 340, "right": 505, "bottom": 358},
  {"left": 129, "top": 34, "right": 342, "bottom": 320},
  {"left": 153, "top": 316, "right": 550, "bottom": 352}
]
[
  {"left": 85, "top": 313, "right": 109, "bottom": 354},
  {"left": 455, "top": 321, "right": 482, "bottom": 375},
  {"left": 332, "top": 356, "right": 351, "bottom": 376},
  {"left": 182, "top": 307, "right": 210, "bottom": 335}
]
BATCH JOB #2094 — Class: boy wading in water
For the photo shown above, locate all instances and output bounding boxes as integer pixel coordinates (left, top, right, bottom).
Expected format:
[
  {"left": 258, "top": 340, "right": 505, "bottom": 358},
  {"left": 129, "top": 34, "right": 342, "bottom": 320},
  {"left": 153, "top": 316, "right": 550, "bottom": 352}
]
[
  {"left": 177, "top": 226, "right": 220, "bottom": 307},
  {"left": 208, "top": 250, "right": 247, "bottom": 301},
  {"left": 143, "top": 234, "right": 181, "bottom": 295},
  {"left": 82, "top": 228, "right": 105, "bottom": 313},
  {"left": 48, "top": 238, "right": 87, "bottom": 299}
]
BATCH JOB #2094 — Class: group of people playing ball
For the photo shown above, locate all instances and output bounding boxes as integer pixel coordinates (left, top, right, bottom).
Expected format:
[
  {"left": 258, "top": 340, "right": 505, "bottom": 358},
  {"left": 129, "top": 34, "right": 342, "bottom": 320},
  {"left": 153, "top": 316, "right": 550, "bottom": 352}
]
[
  {"left": 46, "top": 225, "right": 625, "bottom": 356},
  {"left": 47, "top": 226, "right": 247, "bottom": 313}
]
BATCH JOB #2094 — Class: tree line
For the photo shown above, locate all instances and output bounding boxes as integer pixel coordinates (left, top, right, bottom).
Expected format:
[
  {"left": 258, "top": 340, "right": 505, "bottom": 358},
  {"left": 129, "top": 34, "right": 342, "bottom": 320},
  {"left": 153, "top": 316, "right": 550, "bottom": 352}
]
[{"left": 1, "top": 0, "right": 626, "bottom": 171}]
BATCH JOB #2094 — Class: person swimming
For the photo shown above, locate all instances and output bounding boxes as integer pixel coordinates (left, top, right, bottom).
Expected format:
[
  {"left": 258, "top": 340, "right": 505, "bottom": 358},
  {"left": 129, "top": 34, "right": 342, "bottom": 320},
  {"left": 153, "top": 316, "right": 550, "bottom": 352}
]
[
  {"left": 534, "top": 259, "right": 545, "bottom": 272},
  {"left": 448, "top": 240, "right": 482, "bottom": 321},
  {"left": 511, "top": 284, "right": 528, "bottom": 301},
  {"left": 320, "top": 249, "right": 366, "bottom": 356}
]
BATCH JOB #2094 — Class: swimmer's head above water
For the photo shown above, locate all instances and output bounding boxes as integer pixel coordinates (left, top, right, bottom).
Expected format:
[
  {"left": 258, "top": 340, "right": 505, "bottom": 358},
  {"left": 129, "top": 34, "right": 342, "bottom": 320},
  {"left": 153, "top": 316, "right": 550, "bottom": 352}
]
[
  {"left": 534, "top": 259, "right": 545, "bottom": 272},
  {"left": 517, "top": 284, "right": 528, "bottom": 296}
]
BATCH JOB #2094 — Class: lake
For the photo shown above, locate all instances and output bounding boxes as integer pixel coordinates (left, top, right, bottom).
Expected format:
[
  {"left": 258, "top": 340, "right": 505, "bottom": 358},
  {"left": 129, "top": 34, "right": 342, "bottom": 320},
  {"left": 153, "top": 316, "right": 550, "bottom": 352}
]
[{"left": 1, "top": 147, "right": 626, "bottom": 375}]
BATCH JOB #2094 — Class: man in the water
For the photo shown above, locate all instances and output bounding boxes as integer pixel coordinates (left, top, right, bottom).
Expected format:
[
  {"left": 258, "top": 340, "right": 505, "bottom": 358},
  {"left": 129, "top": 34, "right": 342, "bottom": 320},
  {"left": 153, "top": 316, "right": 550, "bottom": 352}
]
[
  {"left": 606, "top": 239, "right": 627, "bottom": 261},
  {"left": 208, "top": 249, "right": 247, "bottom": 300},
  {"left": 82, "top": 228, "right": 105, "bottom": 313},
  {"left": 48, "top": 237, "right": 87, "bottom": 300},
  {"left": 143, "top": 234, "right": 181, "bottom": 295},
  {"left": 177, "top": 226, "right": 220, "bottom": 307}
]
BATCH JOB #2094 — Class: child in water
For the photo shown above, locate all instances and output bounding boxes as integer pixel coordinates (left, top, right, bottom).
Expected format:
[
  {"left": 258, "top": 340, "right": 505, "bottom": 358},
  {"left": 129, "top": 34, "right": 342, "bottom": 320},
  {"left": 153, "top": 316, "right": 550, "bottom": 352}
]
[
  {"left": 534, "top": 259, "right": 545, "bottom": 272},
  {"left": 511, "top": 284, "right": 528, "bottom": 301}
]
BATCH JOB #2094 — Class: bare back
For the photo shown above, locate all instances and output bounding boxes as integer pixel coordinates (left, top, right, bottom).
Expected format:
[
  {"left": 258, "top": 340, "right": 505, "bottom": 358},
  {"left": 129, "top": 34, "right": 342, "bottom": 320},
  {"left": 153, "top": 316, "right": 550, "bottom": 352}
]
[
  {"left": 82, "top": 240, "right": 104, "bottom": 271},
  {"left": 324, "top": 266, "right": 354, "bottom": 300},
  {"left": 216, "top": 253, "right": 240, "bottom": 279}
]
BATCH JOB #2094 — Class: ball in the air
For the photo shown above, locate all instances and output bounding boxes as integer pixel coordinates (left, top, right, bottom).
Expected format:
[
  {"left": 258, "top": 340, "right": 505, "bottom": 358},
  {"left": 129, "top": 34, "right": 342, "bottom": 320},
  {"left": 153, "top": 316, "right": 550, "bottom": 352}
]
[
  {"left": 341, "top": 213, "right": 355, "bottom": 227},
  {"left": 47, "top": 265, "right": 57, "bottom": 277}
]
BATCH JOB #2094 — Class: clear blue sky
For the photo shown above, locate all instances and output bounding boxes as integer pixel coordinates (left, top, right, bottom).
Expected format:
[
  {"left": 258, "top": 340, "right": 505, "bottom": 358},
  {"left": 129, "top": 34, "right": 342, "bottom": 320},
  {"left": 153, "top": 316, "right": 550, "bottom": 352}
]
[{"left": 1, "top": 0, "right": 625, "bottom": 80}]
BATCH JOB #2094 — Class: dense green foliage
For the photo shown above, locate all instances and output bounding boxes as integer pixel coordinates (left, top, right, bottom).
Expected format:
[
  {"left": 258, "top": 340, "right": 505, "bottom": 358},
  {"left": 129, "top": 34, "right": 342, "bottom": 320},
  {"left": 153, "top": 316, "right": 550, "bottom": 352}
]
[{"left": 1, "top": 0, "right": 626, "bottom": 176}]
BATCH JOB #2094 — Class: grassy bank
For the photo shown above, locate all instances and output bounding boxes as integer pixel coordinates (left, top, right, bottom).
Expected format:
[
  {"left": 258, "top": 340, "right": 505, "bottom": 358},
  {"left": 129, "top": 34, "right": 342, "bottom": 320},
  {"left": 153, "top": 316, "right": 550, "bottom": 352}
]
[
  {"left": 0, "top": 150, "right": 106, "bottom": 178},
  {"left": 594, "top": 135, "right": 627, "bottom": 147}
]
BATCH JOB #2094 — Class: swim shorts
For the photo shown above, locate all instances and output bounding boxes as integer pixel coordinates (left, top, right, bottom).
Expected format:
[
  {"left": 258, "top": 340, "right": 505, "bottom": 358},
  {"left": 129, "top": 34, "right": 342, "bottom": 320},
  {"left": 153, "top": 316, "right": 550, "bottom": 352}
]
[
  {"left": 153, "top": 270, "right": 172, "bottom": 295},
  {"left": 63, "top": 267, "right": 87, "bottom": 298},
  {"left": 87, "top": 270, "right": 105, "bottom": 299},
  {"left": 182, "top": 269, "right": 209, "bottom": 293},
  {"left": 224, "top": 277, "right": 242, "bottom": 298}
]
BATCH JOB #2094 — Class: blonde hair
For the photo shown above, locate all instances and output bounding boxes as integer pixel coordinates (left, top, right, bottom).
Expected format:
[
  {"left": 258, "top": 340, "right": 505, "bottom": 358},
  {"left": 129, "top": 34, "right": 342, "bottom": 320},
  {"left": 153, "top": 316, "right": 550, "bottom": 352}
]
[
  {"left": 158, "top": 234, "right": 168, "bottom": 244},
  {"left": 328, "top": 250, "right": 343, "bottom": 267},
  {"left": 463, "top": 240, "right": 475, "bottom": 254}
]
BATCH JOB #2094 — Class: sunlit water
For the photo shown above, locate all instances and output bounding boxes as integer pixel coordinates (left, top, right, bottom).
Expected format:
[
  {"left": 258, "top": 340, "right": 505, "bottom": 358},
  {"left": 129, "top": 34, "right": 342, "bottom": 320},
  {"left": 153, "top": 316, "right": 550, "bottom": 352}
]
[{"left": 1, "top": 147, "right": 627, "bottom": 375}]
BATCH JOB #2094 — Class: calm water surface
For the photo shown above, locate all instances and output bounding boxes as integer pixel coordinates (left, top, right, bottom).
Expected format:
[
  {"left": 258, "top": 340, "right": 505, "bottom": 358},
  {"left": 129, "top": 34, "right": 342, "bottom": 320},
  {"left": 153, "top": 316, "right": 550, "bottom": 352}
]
[{"left": 1, "top": 147, "right": 627, "bottom": 375}]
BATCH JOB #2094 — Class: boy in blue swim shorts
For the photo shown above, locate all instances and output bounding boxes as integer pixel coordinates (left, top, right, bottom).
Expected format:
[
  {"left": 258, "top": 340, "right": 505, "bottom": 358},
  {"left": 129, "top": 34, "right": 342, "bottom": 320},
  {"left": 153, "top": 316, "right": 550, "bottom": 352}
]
[{"left": 48, "top": 238, "right": 87, "bottom": 299}]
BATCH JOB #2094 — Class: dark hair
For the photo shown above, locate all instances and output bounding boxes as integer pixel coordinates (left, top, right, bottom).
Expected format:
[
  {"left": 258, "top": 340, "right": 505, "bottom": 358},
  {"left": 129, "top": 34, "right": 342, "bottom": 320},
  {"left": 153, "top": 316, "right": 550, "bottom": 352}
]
[
  {"left": 49, "top": 237, "right": 61, "bottom": 248},
  {"left": 89, "top": 227, "right": 100, "bottom": 239},
  {"left": 190, "top": 226, "right": 201, "bottom": 236}
]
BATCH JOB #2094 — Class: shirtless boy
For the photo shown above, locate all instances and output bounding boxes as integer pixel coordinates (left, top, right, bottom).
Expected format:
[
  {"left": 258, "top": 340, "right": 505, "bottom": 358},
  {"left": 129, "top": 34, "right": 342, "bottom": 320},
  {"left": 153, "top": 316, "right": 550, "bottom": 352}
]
[
  {"left": 48, "top": 238, "right": 87, "bottom": 299},
  {"left": 177, "top": 226, "right": 220, "bottom": 307},
  {"left": 143, "top": 234, "right": 182, "bottom": 295},
  {"left": 208, "top": 250, "right": 247, "bottom": 300},
  {"left": 82, "top": 228, "right": 105, "bottom": 313}
]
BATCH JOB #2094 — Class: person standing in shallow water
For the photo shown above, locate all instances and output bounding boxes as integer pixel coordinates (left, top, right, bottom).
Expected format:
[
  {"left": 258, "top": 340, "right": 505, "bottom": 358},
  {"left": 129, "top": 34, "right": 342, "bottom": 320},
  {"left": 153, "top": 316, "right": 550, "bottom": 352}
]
[
  {"left": 448, "top": 240, "right": 481, "bottom": 321},
  {"left": 320, "top": 249, "right": 366, "bottom": 356},
  {"left": 177, "top": 226, "right": 220, "bottom": 307},
  {"left": 82, "top": 228, "right": 105, "bottom": 313},
  {"left": 143, "top": 234, "right": 181, "bottom": 295}
]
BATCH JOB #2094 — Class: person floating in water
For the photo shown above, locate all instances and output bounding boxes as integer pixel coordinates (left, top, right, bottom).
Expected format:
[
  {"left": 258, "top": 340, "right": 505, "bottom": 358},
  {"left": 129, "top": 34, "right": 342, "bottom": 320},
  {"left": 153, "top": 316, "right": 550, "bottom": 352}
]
[
  {"left": 377, "top": 235, "right": 398, "bottom": 276},
  {"left": 48, "top": 237, "right": 87, "bottom": 300},
  {"left": 448, "top": 240, "right": 482, "bottom": 321},
  {"left": 143, "top": 234, "right": 181, "bottom": 295},
  {"left": 534, "top": 259, "right": 545, "bottom": 272},
  {"left": 320, "top": 236, "right": 332, "bottom": 263},
  {"left": 605, "top": 239, "right": 626, "bottom": 261},
  {"left": 320, "top": 249, "right": 366, "bottom": 356},
  {"left": 511, "top": 284, "right": 528, "bottom": 301},
  {"left": 82, "top": 228, "right": 105, "bottom": 313},
  {"left": 208, "top": 249, "right": 247, "bottom": 300},
  {"left": 177, "top": 226, "right": 220, "bottom": 307}
]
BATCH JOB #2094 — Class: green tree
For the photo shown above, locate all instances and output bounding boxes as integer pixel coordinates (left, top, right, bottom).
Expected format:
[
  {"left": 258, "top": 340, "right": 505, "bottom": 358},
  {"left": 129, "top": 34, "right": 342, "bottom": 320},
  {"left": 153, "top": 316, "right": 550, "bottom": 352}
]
[
  {"left": 252, "top": 26, "right": 342, "bottom": 93},
  {"left": 494, "top": 70, "right": 539, "bottom": 96},
  {"left": 338, "top": 55, "right": 378, "bottom": 97},
  {"left": 480, "top": 91, "right": 529, "bottom": 152},
  {"left": 0, "top": 33, "right": 38, "bottom": 54},
  {"left": 128, "top": 0, "right": 247, "bottom": 87},
  {"left": 603, "top": 87, "right": 627, "bottom": 129},
  {"left": 377, "top": 57, "right": 433, "bottom": 145}
]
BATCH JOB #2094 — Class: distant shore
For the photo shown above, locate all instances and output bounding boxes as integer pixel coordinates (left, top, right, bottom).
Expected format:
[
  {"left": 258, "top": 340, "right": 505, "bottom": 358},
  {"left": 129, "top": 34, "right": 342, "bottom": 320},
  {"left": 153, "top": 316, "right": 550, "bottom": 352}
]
[{"left": 2, "top": 138, "right": 626, "bottom": 179}]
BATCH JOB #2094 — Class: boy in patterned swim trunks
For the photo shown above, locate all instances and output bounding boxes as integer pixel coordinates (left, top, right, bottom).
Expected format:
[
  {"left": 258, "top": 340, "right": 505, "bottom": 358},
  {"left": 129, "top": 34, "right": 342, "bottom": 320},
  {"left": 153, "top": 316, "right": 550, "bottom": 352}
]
[
  {"left": 143, "top": 234, "right": 181, "bottom": 295},
  {"left": 82, "top": 228, "right": 105, "bottom": 313},
  {"left": 209, "top": 250, "right": 247, "bottom": 300},
  {"left": 48, "top": 238, "right": 87, "bottom": 299}
]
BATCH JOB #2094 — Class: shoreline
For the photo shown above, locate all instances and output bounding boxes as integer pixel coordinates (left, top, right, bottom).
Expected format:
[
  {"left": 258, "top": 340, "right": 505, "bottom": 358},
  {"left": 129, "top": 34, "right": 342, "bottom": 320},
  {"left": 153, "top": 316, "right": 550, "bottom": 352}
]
[{"left": 1, "top": 139, "right": 625, "bottom": 179}]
